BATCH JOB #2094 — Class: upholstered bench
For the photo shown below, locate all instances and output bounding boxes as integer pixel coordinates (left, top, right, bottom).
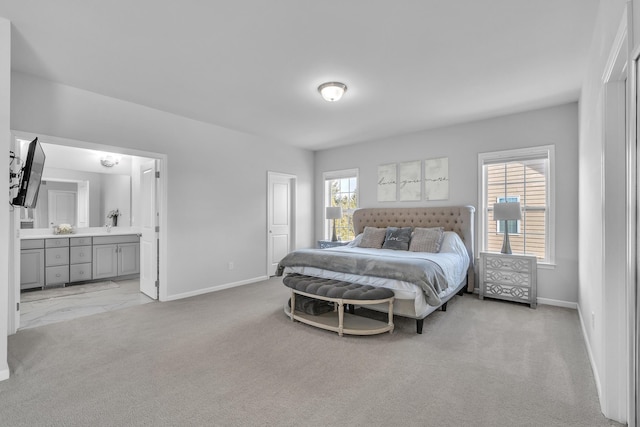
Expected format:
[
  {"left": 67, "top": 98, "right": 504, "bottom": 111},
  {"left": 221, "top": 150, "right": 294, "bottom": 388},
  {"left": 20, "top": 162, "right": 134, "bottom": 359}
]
[{"left": 283, "top": 273, "right": 394, "bottom": 336}]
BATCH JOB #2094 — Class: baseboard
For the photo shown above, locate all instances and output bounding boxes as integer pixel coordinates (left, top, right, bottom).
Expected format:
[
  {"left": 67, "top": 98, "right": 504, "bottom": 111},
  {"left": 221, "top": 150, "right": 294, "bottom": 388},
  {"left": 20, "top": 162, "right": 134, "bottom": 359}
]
[
  {"left": 537, "top": 297, "right": 577, "bottom": 309},
  {"left": 0, "top": 363, "right": 9, "bottom": 382},
  {"left": 577, "top": 304, "right": 602, "bottom": 403},
  {"left": 162, "top": 276, "right": 269, "bottom": 301}
]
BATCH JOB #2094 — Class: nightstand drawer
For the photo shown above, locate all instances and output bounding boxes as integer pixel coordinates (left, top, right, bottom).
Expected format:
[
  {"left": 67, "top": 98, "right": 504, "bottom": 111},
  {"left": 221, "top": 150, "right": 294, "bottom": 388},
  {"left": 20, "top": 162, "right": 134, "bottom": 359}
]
[
  {"left": 484, "top": 254, "right": 534, "bottom": 274},
  {"left": 485, "top": 270, "right": 532, "bottom": 287}
]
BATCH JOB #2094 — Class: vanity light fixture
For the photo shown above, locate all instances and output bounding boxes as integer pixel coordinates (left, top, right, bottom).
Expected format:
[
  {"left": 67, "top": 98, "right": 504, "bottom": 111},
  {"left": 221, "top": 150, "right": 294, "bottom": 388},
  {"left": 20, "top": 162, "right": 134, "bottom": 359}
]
[
  {"left": 318, "top": 82, "right": 347, "bottom": 102},
  {"left": 100, "top": 155, "right": 120, "bottom": 168}
]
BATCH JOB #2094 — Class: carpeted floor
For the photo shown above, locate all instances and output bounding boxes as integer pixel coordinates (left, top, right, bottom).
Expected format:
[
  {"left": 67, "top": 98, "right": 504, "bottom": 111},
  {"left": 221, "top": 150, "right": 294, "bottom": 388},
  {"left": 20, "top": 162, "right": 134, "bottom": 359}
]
[{"left": 1, "top": 277, "right": 621, "bottom": 426}]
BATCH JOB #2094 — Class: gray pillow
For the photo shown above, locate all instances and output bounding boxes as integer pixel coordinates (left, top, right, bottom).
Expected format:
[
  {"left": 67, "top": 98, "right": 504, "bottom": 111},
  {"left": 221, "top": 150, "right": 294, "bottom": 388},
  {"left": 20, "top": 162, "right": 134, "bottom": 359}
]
[
  {"left": 358, "top": 227, "right": 387, "bottom": 249},
  {"left": 409, "top": 227, "right": 445, "bottom": 253},
  {"left": 382, "top": 227, "right": 412, "bottom": 250}
]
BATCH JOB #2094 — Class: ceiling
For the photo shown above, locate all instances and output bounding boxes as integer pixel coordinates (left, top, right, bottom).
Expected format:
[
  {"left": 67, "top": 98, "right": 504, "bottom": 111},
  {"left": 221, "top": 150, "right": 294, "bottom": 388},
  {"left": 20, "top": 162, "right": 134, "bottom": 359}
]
[{"left": 1, "top": 1, "right": 600, "bottom": 151}]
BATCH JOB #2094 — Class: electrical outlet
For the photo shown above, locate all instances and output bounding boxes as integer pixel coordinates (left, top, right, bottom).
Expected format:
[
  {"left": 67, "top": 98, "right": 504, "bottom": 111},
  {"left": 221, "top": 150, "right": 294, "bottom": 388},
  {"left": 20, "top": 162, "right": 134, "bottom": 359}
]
[{"left": 227, "top": 261, "right": 234, "bottom": 270}]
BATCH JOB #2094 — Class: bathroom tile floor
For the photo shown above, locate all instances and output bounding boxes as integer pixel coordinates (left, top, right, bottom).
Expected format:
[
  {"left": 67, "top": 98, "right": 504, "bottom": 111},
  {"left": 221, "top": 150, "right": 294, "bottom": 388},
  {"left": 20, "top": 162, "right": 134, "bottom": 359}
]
[{"left": 19, "top": 279, "right": 154, "bottom": 330}]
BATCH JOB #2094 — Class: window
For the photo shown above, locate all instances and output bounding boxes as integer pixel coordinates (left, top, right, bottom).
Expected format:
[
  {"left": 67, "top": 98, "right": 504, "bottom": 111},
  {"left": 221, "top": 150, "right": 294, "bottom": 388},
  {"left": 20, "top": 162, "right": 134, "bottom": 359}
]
[
  {"left": 323, "top": 169, "right": 359, "bottom": 241},
  {"left": 478, "top": 146, "right": 555, "bottom": 264}
]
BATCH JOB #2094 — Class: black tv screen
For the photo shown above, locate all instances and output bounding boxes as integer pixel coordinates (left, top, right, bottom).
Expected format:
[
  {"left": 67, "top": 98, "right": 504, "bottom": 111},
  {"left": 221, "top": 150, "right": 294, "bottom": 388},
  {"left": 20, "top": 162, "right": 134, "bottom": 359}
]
[{"left": 12, "top": 138, "right": 46, "bottom": 209}]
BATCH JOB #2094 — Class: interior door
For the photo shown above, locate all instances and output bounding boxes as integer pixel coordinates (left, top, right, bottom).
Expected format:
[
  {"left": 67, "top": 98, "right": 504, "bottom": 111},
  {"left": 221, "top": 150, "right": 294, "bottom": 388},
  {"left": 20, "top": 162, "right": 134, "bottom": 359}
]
[
  {"left": 139, "top": 160, "right": 158, "bottom": 299},
  {"left": 48, "top": 190, "right": 76, "bottom": 227},
  {"left": 267, "top": 172, "right": 295, "bottom": 276}
]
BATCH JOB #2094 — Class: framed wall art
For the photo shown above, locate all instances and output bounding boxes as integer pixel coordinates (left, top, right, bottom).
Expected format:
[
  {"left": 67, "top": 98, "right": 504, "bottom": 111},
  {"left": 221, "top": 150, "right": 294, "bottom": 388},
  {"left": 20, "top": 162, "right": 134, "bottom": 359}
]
[
  {"left": 424, "top": 157, "right": 449, "bottom": 200},
  {"left": 377, "top": 163, "right": 397, "bottom": 202},
  {"left": 399, "top": 160, "right": 421, "bottom": 201}
]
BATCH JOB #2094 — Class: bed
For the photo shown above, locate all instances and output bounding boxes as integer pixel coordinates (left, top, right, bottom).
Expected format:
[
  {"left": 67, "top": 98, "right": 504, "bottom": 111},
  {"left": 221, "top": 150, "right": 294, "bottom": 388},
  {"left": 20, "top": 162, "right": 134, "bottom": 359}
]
[{"left": 277, "top": 206, "right": 475, "bottom": 333}]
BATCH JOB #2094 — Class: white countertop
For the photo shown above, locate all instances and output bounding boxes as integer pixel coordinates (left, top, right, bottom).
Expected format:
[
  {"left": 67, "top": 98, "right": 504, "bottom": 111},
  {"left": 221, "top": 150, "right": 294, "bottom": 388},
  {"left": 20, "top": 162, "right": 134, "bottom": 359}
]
[{"left": 19, "top": 226, "right": 142, "bottom": 240}]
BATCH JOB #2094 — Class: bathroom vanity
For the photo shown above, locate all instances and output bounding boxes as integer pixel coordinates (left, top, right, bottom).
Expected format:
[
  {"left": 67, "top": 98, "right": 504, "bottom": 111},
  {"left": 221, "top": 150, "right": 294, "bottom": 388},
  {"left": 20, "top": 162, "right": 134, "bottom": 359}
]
[{"left": 20, "top": 228, "right": 141, "bottom": 290}]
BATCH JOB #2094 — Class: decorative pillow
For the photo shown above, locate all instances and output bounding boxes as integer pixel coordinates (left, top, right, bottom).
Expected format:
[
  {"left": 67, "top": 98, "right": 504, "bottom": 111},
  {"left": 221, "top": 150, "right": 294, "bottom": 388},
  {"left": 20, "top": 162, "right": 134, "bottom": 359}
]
[
  {"left": 409, "top": 227, "right": 445, "bottom": 253},
  {"left": 358, "top": 227, "right": 387, "bottom": 249},
  {"left": 382, "top": 227, "right": 413, "bottom": 250}
]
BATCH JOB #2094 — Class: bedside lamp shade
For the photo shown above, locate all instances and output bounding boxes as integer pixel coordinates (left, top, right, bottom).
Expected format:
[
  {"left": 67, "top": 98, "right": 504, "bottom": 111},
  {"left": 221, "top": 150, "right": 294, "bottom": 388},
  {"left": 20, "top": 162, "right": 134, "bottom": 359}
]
[
  {"left": 493, "top": 202, "right": 521, "bottom": 254},
  {"left": 326, "top": 206, "right": 343, "bottom": 242}
]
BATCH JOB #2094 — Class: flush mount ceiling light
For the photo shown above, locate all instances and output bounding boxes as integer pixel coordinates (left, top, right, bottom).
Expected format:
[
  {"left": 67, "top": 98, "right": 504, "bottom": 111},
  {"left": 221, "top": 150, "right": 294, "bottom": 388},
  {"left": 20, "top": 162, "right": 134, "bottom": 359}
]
[
  {"left": 318, "top": 82, "right": 347, "bottom": 102},
  {"left": 100, "top": 155, "right": 120, "bottom": 167}
]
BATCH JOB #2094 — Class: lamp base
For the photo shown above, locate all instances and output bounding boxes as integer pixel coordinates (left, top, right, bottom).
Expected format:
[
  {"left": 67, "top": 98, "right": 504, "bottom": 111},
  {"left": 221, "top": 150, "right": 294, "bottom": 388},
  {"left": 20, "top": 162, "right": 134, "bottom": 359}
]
[
  {"left": 501, "top": 228, "right": 512, "bottom": 254},
  {"left": 331, "top": 220, "right": 338, "bottom": 242}
]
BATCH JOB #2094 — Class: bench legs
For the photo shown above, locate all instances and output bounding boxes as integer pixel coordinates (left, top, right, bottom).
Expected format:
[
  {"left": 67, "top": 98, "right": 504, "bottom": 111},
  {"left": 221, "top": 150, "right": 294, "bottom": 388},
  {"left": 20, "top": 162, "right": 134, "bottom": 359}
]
[{"left": 416, "top": 318, "right": 424, "bottom": 334}]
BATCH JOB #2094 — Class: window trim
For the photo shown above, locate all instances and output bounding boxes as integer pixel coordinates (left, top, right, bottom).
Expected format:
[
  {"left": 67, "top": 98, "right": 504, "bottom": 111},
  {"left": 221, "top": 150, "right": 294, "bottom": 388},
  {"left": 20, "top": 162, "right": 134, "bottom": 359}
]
[
  {"left": 322, "top": 168, "right": 359, "bottom": 241},
  {"left": 477, "top": 145, "right": 555, "bottom": 265}
]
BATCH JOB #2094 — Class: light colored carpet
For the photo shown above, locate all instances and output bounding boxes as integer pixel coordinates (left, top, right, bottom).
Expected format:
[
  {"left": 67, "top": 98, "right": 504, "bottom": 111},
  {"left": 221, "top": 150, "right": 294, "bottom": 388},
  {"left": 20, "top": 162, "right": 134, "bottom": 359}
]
[
  {"left": 20, "top": 281, "right": 119, "bottom": 302},
  {"left": 1, "top": 277, "right": 621, "bottom": 426}
]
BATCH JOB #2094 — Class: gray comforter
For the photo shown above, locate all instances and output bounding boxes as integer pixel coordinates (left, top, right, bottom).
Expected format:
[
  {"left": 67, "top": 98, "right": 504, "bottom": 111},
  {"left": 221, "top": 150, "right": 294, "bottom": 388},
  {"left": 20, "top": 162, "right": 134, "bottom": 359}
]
[{"left": 276, "top": 248, "right": 448, "bottom": 306}]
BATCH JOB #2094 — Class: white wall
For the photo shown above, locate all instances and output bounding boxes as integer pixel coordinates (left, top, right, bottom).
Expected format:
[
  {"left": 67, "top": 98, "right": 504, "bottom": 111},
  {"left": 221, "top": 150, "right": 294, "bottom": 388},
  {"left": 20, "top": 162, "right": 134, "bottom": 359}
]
[
  {"left": 578, "top": 0, "right": 628, "bottom": 422},
  {"left": 315, "top": 103, "right": 579, "bottom": 304},
  {"left": 0, "top": 17, "right": 10, "bottom": 381},
  {"left": 9, "top": 72, "right": 315, "bottom": 299},
  {"left": 101, "top": 174, "right": 131, "bottom": 226}
]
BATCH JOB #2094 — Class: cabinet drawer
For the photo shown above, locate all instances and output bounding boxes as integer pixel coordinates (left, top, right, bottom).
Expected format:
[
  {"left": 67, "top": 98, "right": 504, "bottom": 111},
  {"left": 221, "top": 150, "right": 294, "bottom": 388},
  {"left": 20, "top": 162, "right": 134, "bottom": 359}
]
[
  {"left": 46, "top": 238, "right": 69, "bottom": 248},
  {"left": 46, "top": 265, "right": 69, "bottom": 285},
  {"left": 70, "top": 236, "right": 92, "bottom": 246},
  {"left": 93, "top": 235, "right": 139, "bottom": 245},
  {"left": 46, "top": 247, "right": 69, "bottom": 267},
  {"left": 70, "top": 263, "right": 92, "bottom": 282},
  {"left": 483, "top": 255, "right": 534, "bottom": 273},
  {"left": 484, "top": 270, "right": 532, "bottom": 287},
  {"left": 21, "top": 239, "right": 45, "bottom": 250},
  {"left": 70, "top": 246, "right": 92, "bottom": 264}
]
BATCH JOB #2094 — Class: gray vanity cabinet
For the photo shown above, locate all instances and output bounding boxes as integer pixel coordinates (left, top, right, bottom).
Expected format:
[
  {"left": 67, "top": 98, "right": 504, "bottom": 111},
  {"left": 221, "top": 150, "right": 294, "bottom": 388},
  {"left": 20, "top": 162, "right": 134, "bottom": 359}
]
[
  {"left": 92, "top": 235, "right": 140, "bottom": 280},
  {"left": 45, "top": 238, "right": 70, "bottom": 286},
  {"left": 70, "top": 237, "right": 93, "bottom": 282},
  {"left": 20, "top": 239, "right": 45, "bottom": 290}
]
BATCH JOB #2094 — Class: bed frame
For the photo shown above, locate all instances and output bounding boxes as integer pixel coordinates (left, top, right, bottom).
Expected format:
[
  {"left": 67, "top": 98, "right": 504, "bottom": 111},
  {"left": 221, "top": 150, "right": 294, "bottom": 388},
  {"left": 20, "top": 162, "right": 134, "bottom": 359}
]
[{"left": 351, "top": 206, "right": 475, "bottom": 333}]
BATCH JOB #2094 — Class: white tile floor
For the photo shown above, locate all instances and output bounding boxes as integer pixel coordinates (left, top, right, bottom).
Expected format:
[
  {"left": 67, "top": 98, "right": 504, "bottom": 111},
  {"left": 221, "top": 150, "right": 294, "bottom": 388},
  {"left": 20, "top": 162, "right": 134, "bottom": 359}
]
[{"left": 19, "top": 279, "right": 154, "bottom": 330}]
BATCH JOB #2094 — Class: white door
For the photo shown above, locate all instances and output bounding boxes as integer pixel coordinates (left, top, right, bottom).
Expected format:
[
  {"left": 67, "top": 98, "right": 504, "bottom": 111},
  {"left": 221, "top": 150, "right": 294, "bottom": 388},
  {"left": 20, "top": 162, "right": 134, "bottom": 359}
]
[
  {"left": 267, "top": 172, "right": 295, "bottom": 276},
  {"left": 139, "top": 160, "right": 158, "bottom": 299},
  {"left": 48, "top": 190, "right": 76, "bottom": 227}
]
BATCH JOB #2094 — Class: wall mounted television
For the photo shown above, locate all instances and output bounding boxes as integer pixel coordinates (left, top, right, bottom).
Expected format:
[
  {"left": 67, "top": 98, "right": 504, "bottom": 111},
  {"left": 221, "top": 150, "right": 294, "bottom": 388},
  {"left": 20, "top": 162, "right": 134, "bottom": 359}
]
[{"left": 12, "top": 137, "right": 46, "bottom": 209}]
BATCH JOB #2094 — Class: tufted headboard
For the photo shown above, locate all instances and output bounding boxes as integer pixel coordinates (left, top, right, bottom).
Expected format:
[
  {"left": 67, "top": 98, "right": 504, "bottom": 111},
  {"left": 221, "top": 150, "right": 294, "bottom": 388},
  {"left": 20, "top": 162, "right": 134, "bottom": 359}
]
[{"left": 352, "top": 206, "right": 475, "bottom": 292}]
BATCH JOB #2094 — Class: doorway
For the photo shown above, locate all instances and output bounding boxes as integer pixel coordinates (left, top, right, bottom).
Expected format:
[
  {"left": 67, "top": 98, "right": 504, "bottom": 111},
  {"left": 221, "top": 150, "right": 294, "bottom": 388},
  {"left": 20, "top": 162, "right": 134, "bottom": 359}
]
[
  {"left": 9, "top": 132, "right": 167, "bottom": 333},
  {"left": 267, "top": 171, "right": 296, "bottom": 276}
]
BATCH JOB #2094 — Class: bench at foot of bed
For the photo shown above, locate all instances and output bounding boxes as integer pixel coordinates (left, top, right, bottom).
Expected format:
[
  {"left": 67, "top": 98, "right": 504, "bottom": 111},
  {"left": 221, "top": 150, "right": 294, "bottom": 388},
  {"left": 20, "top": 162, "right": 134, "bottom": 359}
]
[{"left": 282, "top": 274, "right": 394, "bottom": 337}]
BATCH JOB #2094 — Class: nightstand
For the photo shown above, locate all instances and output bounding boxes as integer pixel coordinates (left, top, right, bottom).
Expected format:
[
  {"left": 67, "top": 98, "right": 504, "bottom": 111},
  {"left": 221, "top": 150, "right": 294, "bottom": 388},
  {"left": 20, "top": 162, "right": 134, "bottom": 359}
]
[
  {"left": 317, "top": 240, "right": 350, "bottom": 249},
  {"left": 479, "top": 252, "right": 537, "bottom": 308}
]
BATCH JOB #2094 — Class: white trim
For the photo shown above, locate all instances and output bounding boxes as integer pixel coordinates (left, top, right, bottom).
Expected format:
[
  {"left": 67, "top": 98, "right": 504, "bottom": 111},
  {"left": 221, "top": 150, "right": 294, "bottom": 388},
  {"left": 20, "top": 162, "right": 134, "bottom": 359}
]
[
  {"left": 578, "top": 304, "right": 603, "bottom": 405},
  {"left": 537, "top": 298, "right": 577, "bottom": 310},
  {"left": 478, "top": 145, "right": 555, "bottom": 264},
  {"left": 163, "top": 276, "right": 269, "bottom": 301},
  {"left": 0, "top": 367, "right": 8, "bottom": 382}
]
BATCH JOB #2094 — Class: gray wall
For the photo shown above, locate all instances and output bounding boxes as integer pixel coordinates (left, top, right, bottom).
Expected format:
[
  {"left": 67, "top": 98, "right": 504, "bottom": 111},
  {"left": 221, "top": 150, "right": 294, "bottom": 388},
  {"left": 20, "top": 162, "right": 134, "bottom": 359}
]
[
  {"left": 10, "top": 72, "right": 315, "bottom": 299},
  {"left": 315, "top": 102, "right": 579, "bottom": 303}
]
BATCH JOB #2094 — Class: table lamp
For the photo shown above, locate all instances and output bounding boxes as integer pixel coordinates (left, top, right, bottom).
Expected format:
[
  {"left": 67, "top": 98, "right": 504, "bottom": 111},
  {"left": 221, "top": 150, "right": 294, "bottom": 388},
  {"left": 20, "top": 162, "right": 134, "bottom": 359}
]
[
  {"left": 493, "top": 202, "right": 521, "bottom": 254},
  {"left": 326, "top": 206, "right": 343, "bottom": 242}
]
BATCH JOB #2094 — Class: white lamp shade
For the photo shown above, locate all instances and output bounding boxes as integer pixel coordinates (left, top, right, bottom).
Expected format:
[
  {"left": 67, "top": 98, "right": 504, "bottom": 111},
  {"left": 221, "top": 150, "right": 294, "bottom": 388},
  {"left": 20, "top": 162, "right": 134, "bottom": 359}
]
[
  {"left": 493, "top": 202, "right": 522, "bottom": 221},
  {"left": 318, "top": 82, "right": 347, "bottom": 102},
  {"left": 325, "top": 206, "right": 343, "bottom": 219}
]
